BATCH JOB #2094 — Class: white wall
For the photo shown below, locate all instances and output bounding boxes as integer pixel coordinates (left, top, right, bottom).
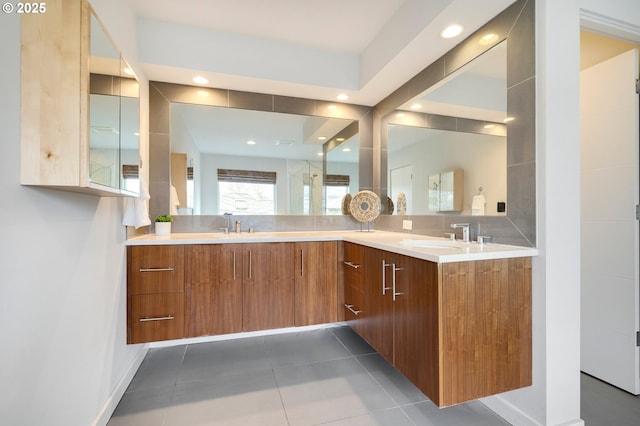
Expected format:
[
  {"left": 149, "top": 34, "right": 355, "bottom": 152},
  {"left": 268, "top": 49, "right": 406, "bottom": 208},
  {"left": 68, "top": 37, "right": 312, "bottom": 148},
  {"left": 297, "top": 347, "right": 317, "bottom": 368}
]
[{"left": 0, "top": 1, "right": 148, "bottom": 424}]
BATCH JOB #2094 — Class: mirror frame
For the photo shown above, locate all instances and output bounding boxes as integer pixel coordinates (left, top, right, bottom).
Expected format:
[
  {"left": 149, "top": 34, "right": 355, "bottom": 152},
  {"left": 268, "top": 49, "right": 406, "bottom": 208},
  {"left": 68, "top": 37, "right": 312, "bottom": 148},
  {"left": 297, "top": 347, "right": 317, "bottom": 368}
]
[
  {"left": 374, "top": 0, "right": 535, "bottom": 246},
  {"left": 148, "top": 82, "right": 373, "bottom": 220}
]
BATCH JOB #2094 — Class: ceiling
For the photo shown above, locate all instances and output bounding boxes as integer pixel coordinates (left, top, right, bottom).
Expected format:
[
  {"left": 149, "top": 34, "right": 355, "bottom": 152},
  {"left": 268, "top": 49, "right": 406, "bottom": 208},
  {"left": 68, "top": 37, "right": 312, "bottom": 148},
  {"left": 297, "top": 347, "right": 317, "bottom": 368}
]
[{"left": 130, "top": 0, "right": 517, "bottom": 106}]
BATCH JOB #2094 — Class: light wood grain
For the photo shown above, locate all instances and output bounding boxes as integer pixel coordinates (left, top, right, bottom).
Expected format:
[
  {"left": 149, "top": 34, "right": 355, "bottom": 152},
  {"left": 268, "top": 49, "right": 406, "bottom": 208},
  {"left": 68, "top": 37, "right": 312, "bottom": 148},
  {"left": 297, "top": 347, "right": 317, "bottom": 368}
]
[{"left": 294, "top": 241, "right": 338, "bottom": 326}]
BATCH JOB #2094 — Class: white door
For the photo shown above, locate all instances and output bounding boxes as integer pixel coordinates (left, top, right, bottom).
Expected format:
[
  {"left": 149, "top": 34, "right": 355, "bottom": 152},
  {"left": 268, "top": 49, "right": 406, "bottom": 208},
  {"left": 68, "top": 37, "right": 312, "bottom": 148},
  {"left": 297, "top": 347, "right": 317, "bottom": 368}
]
[
  {"left": 581, "top": 49, "right": 640, "bottom": 394},
  {"left": 390, "top": 165, "right": 412, "bottom": 214}
]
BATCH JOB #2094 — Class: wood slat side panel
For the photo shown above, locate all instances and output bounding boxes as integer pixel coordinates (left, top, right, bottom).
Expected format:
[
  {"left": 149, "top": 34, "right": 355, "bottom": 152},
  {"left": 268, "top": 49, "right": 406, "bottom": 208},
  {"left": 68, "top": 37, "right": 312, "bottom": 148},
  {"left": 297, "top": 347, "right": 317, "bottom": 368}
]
[
  {"left": 441, "top": 258, "right": 532, "bottom": 406},
  {"left": 127, "top": 245, "right": 185, "bottom": 295},
  {"left": 21, "top": 0, "right": 83, "bottom": 186}
]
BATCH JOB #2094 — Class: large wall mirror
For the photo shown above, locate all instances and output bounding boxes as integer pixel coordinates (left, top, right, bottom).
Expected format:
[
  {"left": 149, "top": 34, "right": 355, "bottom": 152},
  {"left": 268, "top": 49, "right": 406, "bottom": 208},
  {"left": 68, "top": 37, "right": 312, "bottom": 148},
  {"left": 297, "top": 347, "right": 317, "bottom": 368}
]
[
  {"left": 148, "top": 82, "right": 372, "bottom": 221},
  {"left": 375, "top": 0, "right": 535, "bottom": 245},
  {"left": 387, "top": 41, "right": 507, "bottom": 216},
  {"left": 169, "top": 104, "right": 358, "bottom": 215}
]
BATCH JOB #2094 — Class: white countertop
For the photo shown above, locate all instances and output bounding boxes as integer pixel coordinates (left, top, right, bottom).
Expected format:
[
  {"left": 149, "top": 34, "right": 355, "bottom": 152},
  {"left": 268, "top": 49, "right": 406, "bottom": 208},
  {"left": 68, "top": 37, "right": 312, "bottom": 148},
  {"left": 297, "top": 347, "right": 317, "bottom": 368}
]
[{"left": 126, "top": 230, "right": 538, "bottom": 263}]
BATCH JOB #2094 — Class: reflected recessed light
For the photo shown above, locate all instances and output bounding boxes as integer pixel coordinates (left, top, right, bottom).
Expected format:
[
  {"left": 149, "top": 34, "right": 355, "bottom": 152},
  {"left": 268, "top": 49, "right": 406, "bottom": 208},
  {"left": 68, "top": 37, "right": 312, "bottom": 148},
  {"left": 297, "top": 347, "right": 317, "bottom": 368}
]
[
  {"left": 484, "top": 124, "right": 495, "bottom": 129},
  {"left": 133, "top": 132, "right": 139, "bottom": 136},
  {"left": 342, "top": 148, "right": 351, "bottom": 152},
  {"left": 480, "top": 33, "right": 499, "bottom": 45},
  {"left": 123, "top": 67, "right": 134, "bottom": 76},
  {"left": 395, "top": 112, "right": 406, "bottom": 118},
  {"left": 192, "top": 76, "right": 208, "bottom": 85},
  {"left": 318, "top": 136, "right": 327, "bottom": 141},
  {"left": 197, "top": 90, "right": 209, "bottom": 97},
  {"left": 503, "top": 117, "right": 515, "bottom": 123},
  {"left": 246, "top": 140, "right": 256, "bottom": 145},
  {"left": 410, "top": 103, "right": 422, "bottom": 110},
  {"left": 327, "top": 105, "right": 337, "bottom": 110},
  {"left": 317, "top": 152, "right": 324, "bottom": 156},
  {"left": 336, "top": 94, "right": 349, "bottom": 101},
  {"left": 441, "top": 24, "right": 463, "bottom": 39}
]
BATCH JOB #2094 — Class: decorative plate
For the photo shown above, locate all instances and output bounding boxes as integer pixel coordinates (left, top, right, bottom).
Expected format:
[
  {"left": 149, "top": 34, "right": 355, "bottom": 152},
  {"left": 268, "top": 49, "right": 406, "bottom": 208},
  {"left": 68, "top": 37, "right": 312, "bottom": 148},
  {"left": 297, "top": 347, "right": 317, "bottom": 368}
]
[
  {"left": 397, "top": 192, "right": 407, "bottom": 215},
  {"left": 349, "top": 190, "right": 381, "bottom": 223},
  {"left": 341, "top": 193, "right": 352, "bottom": 215}
]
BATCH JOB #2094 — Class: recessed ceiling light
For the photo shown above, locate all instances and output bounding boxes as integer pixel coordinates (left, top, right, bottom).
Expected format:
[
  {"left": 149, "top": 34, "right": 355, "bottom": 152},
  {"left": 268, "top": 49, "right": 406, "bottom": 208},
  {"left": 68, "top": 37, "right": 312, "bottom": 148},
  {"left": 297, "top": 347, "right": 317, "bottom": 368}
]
[
  {"left": 395, "top": 113, "right": 406, "bottom": 118},
  {"left": 246, "top": 140, "right": 256, "bottom": 145},
  {"left": 480, "top": 33, "right": 499, "bottom": 45},
  {"left": 484, "top": 124, "right": 495, "bottom": 129},
  {"left": 318, "top": 136, "right": 327, "bottom": 141},
  {"left": 327, "top": 105, "right": 337, "bottom": 110},
  {"left": 317, "top": 152, "right": 324, "bottom": 156},
  {"left": 410, "top": 103, "right": 422, "bottom": 110},
  {"left": 441, "top": 24, "right": 463, "bottom": 39},
  {"left": 336, "top": 137, "right": 345, "bottom": 142},
  {"left": 123, "top": 67, "right": 134, "bottom": 76},
  {"left": 336, "top": 94, "right": 349, "bottom": 101},
  {"left": 192, "top": 76, "right": 208, "bottom": 85},
  {"left": 342, "top": 148, "right": 351, "bottom": 152},
  {"left": 504, "top": 117, "right": 515, "bottom": 123}
]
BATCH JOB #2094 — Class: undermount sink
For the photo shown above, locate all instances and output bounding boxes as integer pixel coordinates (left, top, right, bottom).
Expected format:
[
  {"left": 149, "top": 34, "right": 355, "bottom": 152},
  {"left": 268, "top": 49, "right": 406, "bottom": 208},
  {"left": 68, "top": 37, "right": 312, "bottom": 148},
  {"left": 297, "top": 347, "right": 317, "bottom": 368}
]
[{"left": 400, "top": 239, "right": 464, "bottom": 249}]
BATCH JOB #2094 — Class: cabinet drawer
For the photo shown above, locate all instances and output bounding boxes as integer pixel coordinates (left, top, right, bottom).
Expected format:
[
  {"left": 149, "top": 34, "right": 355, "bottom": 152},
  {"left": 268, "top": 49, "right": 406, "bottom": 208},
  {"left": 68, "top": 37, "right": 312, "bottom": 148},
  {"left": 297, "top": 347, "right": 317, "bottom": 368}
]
[
  {"left": 128, "top": 245, "right": 185, "bottom": 295},
  {"left": 128, "top": 293, "right": 184, "bottom": 344}
]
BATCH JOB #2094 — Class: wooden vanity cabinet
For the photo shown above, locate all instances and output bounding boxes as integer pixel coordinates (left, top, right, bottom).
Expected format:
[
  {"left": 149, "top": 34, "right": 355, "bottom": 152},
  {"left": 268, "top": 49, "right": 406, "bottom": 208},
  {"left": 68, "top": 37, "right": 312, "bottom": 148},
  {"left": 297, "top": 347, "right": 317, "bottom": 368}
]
[
  {"left": 184, "top": 244, "right": 243, "bottom": 338},
  {"left": 345, "top": 243, "right": 532, "bottom": 407},
  {"left": 294, "top": 241, "right": 338, "bottom": 326},
  {"left": 242, "top": 242, "right": 295, "bottom": 332},
  {"left": 127, "top": 245, "right": 185, "bottom": 344},
  {"left": 342, "top": 242, "right": 366, "bottom": 337}
]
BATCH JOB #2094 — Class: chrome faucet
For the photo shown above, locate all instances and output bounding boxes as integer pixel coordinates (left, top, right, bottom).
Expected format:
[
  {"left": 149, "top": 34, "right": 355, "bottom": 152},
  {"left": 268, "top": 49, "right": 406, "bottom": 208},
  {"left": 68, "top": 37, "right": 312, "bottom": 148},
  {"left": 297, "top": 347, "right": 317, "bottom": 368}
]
[
  {"left": 450, "top": 223, "right": 470, "bottom": 242},
  {"left": 220, "top": 212, "right": 232, "bottom": 234},
  {"left": 235, "top": 220, "right": 242, "bottom": 234}
]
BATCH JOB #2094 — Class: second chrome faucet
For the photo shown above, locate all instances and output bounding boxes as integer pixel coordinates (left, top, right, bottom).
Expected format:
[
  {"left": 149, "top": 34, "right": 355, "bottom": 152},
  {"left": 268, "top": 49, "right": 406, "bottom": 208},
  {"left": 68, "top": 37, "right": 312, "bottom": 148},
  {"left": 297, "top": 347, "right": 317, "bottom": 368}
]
[{"left": 450, "top": 223, "right": 470, "bottom": 242}]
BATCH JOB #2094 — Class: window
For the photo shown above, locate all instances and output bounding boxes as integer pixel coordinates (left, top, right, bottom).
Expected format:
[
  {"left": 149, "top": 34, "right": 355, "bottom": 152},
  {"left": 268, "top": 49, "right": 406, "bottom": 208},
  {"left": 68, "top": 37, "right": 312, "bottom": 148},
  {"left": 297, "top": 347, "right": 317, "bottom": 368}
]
[
  {"left": 325, "top": 174, "right": 350, "bottom": 215},
  {"left": 218, "top": 169, "right": 276, "bottom": 215},
  {"left": 122, "top": 164, "right": 140, "bottom": 193}
]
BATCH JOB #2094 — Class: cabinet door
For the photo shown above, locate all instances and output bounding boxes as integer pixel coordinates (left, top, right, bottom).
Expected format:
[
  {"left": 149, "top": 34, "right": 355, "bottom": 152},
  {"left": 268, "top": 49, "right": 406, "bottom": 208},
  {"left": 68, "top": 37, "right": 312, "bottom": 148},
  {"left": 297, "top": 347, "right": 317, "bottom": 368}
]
[
  {"left": 343, "top": 242, "right": 366, "bottom": 336},
  {"left": 393, "top": 255, "right": 440, "bottom": 404},
  {"left": 184, "top": 244, "right": 243, "bottom": 337},
  {"left": 294, "top": 241, "right": 338, "bottom": 326},
  {"left": 127, "top": 245, "right": 184, "bottom": 295},
  {"left": 243, "top": 242, "right": 295, "bottom": 331},
  {"left": 364, "top": 247, "right": 395, "bottom": 363}
]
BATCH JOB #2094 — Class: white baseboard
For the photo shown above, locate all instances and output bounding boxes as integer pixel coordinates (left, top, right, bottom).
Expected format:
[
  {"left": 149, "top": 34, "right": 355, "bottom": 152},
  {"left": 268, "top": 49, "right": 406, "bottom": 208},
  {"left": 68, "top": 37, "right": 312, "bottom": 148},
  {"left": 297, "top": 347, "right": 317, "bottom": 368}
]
[
  {"left": 481, "top": 395, "right": 584, "bottom": 426},
  {"left": 91, "top": 345, "right": 149, "bottom": 426}
]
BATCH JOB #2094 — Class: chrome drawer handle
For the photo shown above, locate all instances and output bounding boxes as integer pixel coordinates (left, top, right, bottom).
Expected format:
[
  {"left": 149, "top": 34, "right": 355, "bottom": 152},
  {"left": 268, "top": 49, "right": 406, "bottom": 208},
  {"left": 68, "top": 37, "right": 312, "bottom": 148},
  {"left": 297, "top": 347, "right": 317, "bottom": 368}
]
[
  {"left": 344, "top": 304, "right": 362, "bottom": 316},
  {"left": 343, "top": 261, "right": 360, "bottom": 269},
  {"left": 139, "top": 315, "right": 174, "bottom": 322},
  {"left": 139, "top": 267, "right": 174, "bottom": 272}
]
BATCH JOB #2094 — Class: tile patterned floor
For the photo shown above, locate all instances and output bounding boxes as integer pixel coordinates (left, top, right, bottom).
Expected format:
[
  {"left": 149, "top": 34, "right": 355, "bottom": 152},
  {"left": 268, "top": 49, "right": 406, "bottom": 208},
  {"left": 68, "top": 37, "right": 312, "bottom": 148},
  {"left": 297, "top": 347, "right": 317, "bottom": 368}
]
[{"left": 108, "top": 325, "right": 509, "bottom": 426}]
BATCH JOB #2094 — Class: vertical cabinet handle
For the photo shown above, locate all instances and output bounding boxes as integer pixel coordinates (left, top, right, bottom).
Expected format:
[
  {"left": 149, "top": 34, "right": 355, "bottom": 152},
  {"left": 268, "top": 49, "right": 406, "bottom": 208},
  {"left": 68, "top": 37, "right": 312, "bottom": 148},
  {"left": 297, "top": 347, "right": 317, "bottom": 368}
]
[
  {"left": 300, "top": 249, "right": 304, "bottom": 277},
  {"left": 392, "top": 263, "right": 404, "bottom": 301},
  {"left": 248, "top": 250, "right": 252, "bottom": 279},
  {"left": 382, "top": 260, "right": 391, "bottom": 295},
  {"left": 233, "top": 251, "right": 236, "bottom": 281}
]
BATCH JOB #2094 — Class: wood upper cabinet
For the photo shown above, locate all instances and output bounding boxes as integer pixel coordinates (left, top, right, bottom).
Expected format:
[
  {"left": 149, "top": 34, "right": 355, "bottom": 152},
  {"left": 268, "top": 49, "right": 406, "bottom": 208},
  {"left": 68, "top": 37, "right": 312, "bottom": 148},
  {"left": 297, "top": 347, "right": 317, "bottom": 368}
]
[
  {"left": 342, "top": 242, "right": 366, "bottom": 337},
  {"left": 127, "top": 245, "right": 185, "bottom": 344},
  {"left": 294, "top": 241, "right": 338, "bottom": 326},
  {"left": 242, "top": 242, "right": 295, "bottom": 332},
  {"left": 184, "top": 244, "right": 243, "bottom": 338}
]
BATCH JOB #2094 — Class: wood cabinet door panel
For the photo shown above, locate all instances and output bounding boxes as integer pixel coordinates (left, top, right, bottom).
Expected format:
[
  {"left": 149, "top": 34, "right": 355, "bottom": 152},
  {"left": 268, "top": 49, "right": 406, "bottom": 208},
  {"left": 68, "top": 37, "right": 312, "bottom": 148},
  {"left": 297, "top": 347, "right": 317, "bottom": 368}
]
[
  {"left": 294, "top": 241, "right": 338, "bottom": 326},
  {"left": 128, "top": 293, "right": 184, "bottom": 344},
  {"left": 364, "top": 247, "right": 394, "bottom": 363},
  {"left": 441, "top": 258, "right": 532, "bottom": 406},
  {"left": 128, "top": 245, "right": 184, "bottom": 295},
  {"left": 184, "top": 244, "right": 243, "bottom": 337},
  {"left": 243, "top": 243, "right": 295, "bottom": 331}
]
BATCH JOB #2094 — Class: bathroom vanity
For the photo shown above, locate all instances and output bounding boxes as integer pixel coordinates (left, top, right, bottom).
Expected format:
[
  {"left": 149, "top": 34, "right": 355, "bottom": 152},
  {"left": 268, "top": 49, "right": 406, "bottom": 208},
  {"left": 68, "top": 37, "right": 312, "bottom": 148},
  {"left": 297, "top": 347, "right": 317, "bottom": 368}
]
[{"left": 125, "top": 230, "right": 536, "bottom": 407}]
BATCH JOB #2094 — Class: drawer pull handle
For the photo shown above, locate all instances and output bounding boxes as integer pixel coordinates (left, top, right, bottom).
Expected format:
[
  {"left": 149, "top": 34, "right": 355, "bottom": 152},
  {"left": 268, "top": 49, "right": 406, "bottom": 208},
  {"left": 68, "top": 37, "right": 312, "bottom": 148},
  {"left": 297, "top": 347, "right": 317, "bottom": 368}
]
[
  {"left": 343, "top": 261, "right": 360, "bottom": 269},
  {"left": 139, "top": 315, "right": 174, "bottom": 322},
  {"left": 344, "top": 304, "right": 362, "bottom": 316},
  {"left": 139, "top": 267, "right": 174, "bottom": 272}
]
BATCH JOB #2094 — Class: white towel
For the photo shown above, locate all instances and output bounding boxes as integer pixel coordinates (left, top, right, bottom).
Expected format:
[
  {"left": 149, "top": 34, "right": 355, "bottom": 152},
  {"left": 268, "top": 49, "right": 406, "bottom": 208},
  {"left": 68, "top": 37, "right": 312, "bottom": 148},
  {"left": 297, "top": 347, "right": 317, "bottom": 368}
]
[
  {"left": 170, "top": 184, "right": 181, "bottom": 215},
  {"left": 122, "top": 168, "right": 151, "bottom": 229},
  {"left": 471, "top": 194, "right": 485, "bottom": 216}
]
